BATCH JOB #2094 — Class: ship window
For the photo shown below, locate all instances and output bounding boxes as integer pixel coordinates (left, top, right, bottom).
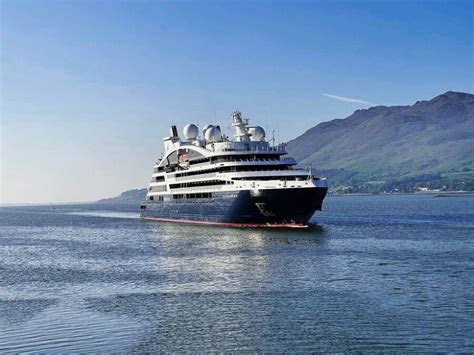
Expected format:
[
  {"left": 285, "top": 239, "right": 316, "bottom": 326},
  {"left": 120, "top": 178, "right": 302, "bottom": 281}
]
[
  {"left": 189, "top": 157, "right": 210, "bottom": 165},
  {"left": 149, "top": 196, "right": 154, "bottom": 201},
  {"left": 211, "top": 154, "right": 281, "bottom": 164},
  {"left": 167, "top": 151, "right": 179, "bottom": 165},
  {"left": 150, "top": 185, "right": 167, "bottom": 192},
  {"left": 165, "top": 150, "right": 208, "bottom": 166},
  {"left": 182, "top": 192, "right": 214, "bottom": 199},
  {"left": 231, "top": 175, "right": 304, "bottom": 181},
  {"left": 169, "top": 180, "right": 227, "bottom": 189},
  {"left": 173, "top": 163, "right": 290, "bottom": 178},
  {"left": 187, "top": 150, "right": 205, "bottom": 160}
]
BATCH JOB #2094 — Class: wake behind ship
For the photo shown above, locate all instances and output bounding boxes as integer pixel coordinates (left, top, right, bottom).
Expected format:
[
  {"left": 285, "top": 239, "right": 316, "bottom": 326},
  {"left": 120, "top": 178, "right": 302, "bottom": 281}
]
[{"left": 140, "top": 111, "right": 328, "bottom": 227}]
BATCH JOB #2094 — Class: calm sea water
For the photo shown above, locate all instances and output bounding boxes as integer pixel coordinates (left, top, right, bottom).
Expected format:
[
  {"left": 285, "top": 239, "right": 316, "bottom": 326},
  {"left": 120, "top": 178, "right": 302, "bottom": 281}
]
[{"left": 0, "top": 195, "right": 473, "bottom": 352}]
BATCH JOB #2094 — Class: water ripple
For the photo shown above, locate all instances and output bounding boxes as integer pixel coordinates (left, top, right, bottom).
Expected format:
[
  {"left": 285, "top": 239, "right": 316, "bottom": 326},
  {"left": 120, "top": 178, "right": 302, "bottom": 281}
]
[{"left": 0, "top": 195, "right": 473, "bottom": 352}]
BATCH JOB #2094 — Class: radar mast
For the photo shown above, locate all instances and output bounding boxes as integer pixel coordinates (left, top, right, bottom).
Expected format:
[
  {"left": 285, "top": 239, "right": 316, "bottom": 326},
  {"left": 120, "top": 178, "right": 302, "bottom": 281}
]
[{"left": 231, "top": 111, "right": 250, "bottom": 142}]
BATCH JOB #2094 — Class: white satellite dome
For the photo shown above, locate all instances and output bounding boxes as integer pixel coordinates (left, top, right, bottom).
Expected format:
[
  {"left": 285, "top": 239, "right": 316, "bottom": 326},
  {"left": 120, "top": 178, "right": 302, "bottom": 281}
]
[
  {"left": 193, "top": 139, "right": 204, "bottom": 147},
  {"left": 202, "top": 124, "right": 214, "bottom": 135},
  {"left": 204, "top": 126, "right": 222, "bottom": 142},
  {"left": 183, "top": 123, "right": 199, "bottom": 140},
  {"left": 249, "top": 126, "right": 266, "bottom": 141}
]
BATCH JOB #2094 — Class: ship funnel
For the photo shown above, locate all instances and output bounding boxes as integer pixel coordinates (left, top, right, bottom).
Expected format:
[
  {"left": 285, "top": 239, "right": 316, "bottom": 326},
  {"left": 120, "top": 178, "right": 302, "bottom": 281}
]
[{"left": 170, "top": 125, "right": 179, "bottom": 138}]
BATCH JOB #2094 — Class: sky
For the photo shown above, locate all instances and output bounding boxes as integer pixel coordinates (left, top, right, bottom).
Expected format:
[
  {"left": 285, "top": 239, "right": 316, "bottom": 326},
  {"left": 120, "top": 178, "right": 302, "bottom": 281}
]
[{"left": 1, "top": 0, "right": 473, "bottom": 204}]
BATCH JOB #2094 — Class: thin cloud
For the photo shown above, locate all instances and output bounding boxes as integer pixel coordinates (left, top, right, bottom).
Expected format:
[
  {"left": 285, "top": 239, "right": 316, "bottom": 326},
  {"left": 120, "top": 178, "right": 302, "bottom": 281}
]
[{"left": 322, "top": 93, "right": 376, "bottom": 106}]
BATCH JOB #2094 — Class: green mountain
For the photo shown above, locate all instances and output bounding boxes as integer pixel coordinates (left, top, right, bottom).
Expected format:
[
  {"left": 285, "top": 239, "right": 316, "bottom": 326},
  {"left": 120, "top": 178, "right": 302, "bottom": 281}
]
[{"left": 286, "top": 91, "right": 474, "bottom": 193}]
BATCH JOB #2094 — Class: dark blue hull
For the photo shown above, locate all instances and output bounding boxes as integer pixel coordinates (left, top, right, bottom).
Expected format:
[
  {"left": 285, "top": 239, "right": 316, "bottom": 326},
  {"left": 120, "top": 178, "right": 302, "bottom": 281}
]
[{"left": 140, "top": 187, "right": 328, "bottom": 227}]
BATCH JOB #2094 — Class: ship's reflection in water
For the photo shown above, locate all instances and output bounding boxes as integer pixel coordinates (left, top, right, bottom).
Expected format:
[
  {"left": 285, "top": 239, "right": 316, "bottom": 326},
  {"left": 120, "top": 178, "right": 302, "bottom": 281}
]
[
  {"left": 86, "top": 222, "right": 332, "bottom": 352},
  {"left": 143, "top": 222, "right": 328, "bottom": 295}
]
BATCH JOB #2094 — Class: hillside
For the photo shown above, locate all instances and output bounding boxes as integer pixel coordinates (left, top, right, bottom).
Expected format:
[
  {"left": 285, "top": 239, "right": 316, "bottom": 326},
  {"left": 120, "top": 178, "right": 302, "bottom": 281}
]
[
  {"left": 286, "top": 91, "right": 474, "bottom": 193},
  {"left": 97, "top": 188, "right": 147, "bottom": 204}
]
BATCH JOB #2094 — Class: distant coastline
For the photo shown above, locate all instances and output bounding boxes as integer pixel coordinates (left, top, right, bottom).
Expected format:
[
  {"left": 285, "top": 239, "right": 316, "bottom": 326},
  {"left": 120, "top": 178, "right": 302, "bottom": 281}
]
[
  {"left": 329, "top": 191, "right": 474, "bottom": 197},
  {"left": 2, "top": 190, "right": 472, "bottom": 207},
  {"left": 93, "top": 188, "right": 474, "bottom": 205}
]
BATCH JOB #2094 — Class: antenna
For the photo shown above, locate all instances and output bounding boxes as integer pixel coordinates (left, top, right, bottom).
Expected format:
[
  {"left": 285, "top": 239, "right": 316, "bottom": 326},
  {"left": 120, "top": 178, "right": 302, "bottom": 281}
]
[
  {"left": 277, "top": 120, "right": 280, "bottom": 146},
  {"left": 264, "top": 103, "right": 268, "bottom": 135},
  {"left": 213, "top": 101, "right": 217, "bottom": 122}
]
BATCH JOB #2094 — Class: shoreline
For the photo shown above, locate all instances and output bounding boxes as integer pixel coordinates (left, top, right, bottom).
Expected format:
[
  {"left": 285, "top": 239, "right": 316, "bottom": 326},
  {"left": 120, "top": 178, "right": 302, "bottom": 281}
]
[
  {"left": 2, "top": 191, "right": 474, "bottom": 207},
  {"left": 328, "top": 191, "right": 474, "bottom": 197}
]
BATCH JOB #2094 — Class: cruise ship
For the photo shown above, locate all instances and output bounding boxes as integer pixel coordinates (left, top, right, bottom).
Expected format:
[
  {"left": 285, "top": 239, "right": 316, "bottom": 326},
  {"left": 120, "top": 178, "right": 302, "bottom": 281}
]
[{"left": 140, "top": 111, "right": 328, "bottom": 227}]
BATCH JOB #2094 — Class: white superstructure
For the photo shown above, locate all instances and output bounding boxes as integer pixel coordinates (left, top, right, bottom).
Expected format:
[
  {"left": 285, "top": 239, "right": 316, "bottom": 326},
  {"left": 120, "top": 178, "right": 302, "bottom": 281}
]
[{"left": 146, "top": 111, "right": 327, "bottom": 203}]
